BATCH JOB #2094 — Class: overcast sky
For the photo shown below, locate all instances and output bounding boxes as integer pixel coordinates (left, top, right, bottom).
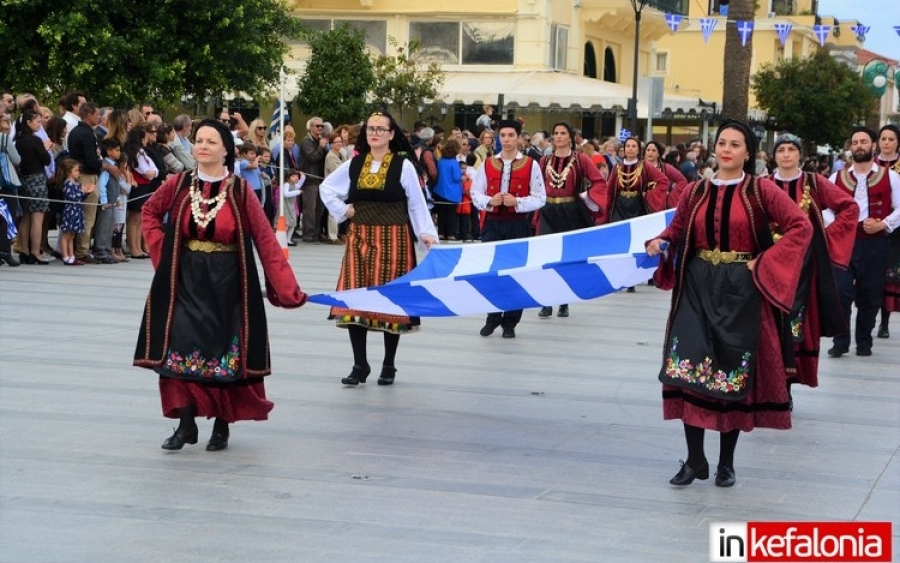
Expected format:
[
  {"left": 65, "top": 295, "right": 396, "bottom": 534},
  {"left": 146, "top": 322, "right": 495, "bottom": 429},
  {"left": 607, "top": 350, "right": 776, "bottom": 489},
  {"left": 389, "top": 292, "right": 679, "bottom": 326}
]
[{"left": 817, "top": 0, "right": 899, "bottom": 60}]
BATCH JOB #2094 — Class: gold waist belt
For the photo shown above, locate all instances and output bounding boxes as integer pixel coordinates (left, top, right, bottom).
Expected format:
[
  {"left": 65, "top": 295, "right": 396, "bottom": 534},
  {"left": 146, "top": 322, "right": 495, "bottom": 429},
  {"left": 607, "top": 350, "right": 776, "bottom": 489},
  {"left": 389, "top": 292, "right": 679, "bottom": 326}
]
[
  {"left": 546, "top": 197, "right": 576, "bottom": 204},
  {"left": 696, "top": 249, "right": 752, "bottom": 265},
  {"left": 618, "top": 190, "right": 639, "bottom": 198},
  {"left": 185, "top": 240, "right": 239, "bottom": 253}
]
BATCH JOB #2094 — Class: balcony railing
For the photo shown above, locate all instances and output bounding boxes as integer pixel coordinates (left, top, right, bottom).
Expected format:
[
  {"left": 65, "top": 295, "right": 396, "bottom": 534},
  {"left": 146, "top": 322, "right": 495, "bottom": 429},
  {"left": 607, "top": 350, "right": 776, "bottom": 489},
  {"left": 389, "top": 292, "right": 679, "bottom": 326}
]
[{"left": 647, "top": 0, "right": 688, "bottom": 15}]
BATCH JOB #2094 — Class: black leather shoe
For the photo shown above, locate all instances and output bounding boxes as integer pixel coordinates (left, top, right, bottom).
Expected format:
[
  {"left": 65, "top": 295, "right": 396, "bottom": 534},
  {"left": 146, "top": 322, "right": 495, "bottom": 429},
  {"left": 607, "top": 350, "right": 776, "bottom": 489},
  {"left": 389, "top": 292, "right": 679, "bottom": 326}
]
[
  {"left": 0, "top": 252, "right": 20, "bottom": 267},
  {"left": 206, "top": 430, "right": 229, "bottom": 451},
  {"left": 341, "top": 365, "right": 371, "bottom": 386},
  {"left": 856, "top": 347, "right": 872, "bottom": 357},
  {"left": 377, "top": 366, "right": 396, "bottom": 386},
  {"left": 557, "top": 305, "right": 569, "bottom": 318},
  {"left": 501, "top": 326, "right": 516, "bottom": 339},
  {"left": 715, "top": 465, "right": 736, "bottom": 487},
  {"left": 19, "top": 253, "right": 36, "bottom": 265},
  {"left": 626, "top": 286, "right": 636, "bottom": 293},
  {"left": 161, "top": 426, "right": 199, "bottom": 450},
  {"left": 877, "top": 326, "right": 889, "bottom": 339},
  {"left": 479, "top": 323, "right": 499, "bottom": 337},
  {"left": 669, "top": 460, "right": 709, "bottom": 486},
  {"left": 827, "top": 345, "right": 849, "bottom": 358},
  {"left": 537, "top": 306, "right": 552, "bottom": 318}
]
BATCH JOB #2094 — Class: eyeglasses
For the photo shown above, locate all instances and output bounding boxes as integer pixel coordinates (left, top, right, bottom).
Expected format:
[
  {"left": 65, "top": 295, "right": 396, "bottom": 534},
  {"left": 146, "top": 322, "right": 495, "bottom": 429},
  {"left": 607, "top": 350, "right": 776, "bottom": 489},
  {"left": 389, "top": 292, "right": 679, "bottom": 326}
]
[
  {"left": 143, "top": 111, "right": 153, "bottom": 117},
  {"left": 256, "top": 126, "right": 266, "bottom": 130},
  {"left": 366, "top": 126, "right": 390, "bottom": 136},
  {"left": 146, "top": 128, "right": 157, "bottom": 133},
  {"left": 312, "top": 124, "right": 324, "bottom": 128}
]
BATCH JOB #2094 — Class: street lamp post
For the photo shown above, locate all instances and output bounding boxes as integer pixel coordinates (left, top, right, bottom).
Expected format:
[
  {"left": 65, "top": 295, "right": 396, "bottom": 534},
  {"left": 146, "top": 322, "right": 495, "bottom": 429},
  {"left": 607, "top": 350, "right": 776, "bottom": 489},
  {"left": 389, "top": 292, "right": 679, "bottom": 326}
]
[{"left": 629, "top": 0, "right": 650, "bottom": 137}]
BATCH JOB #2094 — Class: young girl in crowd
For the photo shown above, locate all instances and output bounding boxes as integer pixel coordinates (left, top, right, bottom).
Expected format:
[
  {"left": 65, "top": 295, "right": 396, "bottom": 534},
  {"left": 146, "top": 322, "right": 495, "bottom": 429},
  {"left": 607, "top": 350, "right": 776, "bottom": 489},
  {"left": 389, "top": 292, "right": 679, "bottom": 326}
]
[
  {"left": 55, "top": 158, "right": 95, "bottom": 265},
  {"left": 112, "top": 152, "right": 133, "bottom": 262},
  {"left": 281, "top": 169, "right": 305, "bottom": 246},
  {"left": 456, "top": 155, "right": 475, "bottom": 242}
]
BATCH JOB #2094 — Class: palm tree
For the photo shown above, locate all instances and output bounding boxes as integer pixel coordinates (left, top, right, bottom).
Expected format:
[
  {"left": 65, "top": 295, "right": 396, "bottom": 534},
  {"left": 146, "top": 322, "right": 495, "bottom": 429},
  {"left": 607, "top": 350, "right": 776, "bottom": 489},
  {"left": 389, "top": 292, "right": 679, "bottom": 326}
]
[{"left": 720, "top": 0, "right": 755, "bottom": 121}]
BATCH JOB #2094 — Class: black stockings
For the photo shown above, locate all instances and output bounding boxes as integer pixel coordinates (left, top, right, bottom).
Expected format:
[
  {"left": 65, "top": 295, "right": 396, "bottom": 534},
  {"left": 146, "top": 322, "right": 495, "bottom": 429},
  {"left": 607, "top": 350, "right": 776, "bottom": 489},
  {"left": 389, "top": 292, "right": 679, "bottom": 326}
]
[
  {"left": 348, "top": 325, "right": 401, "bottom": 369},
  {"left": 683, "top": 423, "right": 740, "bottom": 468}
]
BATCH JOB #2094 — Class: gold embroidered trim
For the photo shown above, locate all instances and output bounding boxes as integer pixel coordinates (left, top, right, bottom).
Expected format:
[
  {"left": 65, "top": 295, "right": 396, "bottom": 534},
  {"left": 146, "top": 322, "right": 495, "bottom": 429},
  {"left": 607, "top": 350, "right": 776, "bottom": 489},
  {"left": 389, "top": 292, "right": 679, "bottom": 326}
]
[{"left": 357, "top": 153, "right": 393, "bottom": 190}]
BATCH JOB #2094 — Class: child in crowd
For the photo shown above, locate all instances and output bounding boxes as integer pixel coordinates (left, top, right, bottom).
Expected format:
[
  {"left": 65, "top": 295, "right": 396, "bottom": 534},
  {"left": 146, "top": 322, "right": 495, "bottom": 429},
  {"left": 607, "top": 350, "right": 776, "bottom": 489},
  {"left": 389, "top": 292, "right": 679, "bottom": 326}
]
[
  {"left": 236, "top": 142, "right": 263, "bottom": 203},
  {"left": 93, "top": 138, "right": 127, "bottom": 264},
  {"left": 281, "top": 169, "right": 305, "bottom": 246},
  {"left": 112, "top": 154, "right": 133, "bottom": 263},
  {"left": 55, "top": 158, "right": 95, "bottom": 265},
  {"left": 257, "top": 146, "right": 276, "bottom": 224},
  {"left": 457, "top": 157, "right": 473, "bottom": 242}
]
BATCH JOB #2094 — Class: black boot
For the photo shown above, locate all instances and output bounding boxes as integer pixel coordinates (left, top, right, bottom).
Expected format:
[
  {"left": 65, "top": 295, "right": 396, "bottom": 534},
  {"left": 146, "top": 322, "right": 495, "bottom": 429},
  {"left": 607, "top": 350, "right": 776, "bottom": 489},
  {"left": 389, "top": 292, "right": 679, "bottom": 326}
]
[
  {"left": 206, "top": 418, "right": 230, "bottom": 451},
  {"left": 557, "top": 304, "right": 569, "bottom": 318},
  {"left": 537, "top": 306, "right": 552, "bottom": 318},
  {"left": 342, "top": 365, "right": 371, "bottom": 386}
]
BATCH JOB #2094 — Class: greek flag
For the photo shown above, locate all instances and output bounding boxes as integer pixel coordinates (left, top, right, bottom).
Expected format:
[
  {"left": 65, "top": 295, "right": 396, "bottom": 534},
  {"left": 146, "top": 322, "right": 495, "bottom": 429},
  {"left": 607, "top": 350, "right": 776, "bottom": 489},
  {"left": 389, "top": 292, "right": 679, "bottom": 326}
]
[
  {"left": 268, "top": 99, "right": 287, "bottom": 139},
  {"left": 699, "top": 17, "right": 718, "bottom": 44},
  {"left": 307, "top": 210, "right": 675, "bottom": 317},
  {"left": 895, "top": 25, "right": 900, "bottom": 38},
  {"left": 850, "top": 24, "right": 870, "bottom": 39},
  {"left": 813, "top": 24, "right": 831, "bottom": 47},
  {"left": 774, "top": 23, "right": 793, "bottom": 46},
  {"left": 737, "top": 21, "right": 754, "bottom": 47},
  {"left": 618, "top": 128, "right": 632, "bottom": 143},
  {"left": 665, "top": 13, "right": 683, "bottom": 34}
]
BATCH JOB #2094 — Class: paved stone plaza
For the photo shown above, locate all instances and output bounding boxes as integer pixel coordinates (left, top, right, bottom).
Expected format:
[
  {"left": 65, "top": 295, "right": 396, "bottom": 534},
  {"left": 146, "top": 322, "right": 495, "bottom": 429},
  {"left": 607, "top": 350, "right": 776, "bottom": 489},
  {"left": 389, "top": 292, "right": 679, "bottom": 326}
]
[{"left": 1, "top": 243, "right": 897, "bottom": 562}]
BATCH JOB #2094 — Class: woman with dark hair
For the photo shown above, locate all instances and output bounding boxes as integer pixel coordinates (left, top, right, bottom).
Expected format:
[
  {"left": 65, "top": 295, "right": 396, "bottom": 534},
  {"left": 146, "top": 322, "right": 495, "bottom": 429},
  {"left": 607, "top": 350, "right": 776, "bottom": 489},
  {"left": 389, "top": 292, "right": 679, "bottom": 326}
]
[
  {"left": 123, "top": 126, "right": 156, "bottom": 258},
  {"left": 156, "top": 123, "right": 185, "bottom": 175},
  {"left": 770, "top": 133, "right": 858, "bottom": 402},
  {"left": 644, "top": 139, "right": 688, "bottom": 206},
  {"left": 875, "top": 124, "right": 900, "bottom": 338},
  {"left": 320, "top": 111, "right": 438, "bottom": 387},
  {"left": 14, "top": 109, "right": 52, "bottom": 264},
  {"left": 536, "top": 121, "right": 606, "bottom": 318},
  {"left": 646, "top": 121, "right": 812, "bottom": 488},
  {"left": 135, "top": 119, "right": 307, "bottom": 451}
]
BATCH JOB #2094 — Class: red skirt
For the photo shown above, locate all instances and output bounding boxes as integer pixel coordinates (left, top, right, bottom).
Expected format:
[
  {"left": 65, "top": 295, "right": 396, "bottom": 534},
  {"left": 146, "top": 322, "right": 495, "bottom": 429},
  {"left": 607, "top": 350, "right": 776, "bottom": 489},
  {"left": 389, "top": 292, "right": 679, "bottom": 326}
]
[
  {"left": 159, "top": 377, "right": 273, "bottom": 422},
  {"left": 883, "top": 281, "right": 900, "bottom": 313}
]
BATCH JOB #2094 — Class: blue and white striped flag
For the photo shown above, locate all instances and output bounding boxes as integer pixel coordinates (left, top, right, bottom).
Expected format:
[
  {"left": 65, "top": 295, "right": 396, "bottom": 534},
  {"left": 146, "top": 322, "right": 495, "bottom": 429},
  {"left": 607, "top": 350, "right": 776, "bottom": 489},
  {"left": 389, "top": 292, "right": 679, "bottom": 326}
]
[
  {"left": 699, "top": 17, "right": 718, "bottom": 43},
  {"left": 774, "top": 23, "right": 793, "bottom": 46},
  {"left": 618, "top": 128, "right": 632, "bottom": 143},
  {"left": 307, "top": 210, "right": 675, "bottom": 317},
  {"left": 268, "top": 99, "right": 287, "bottom": 139},
  {"left": 813, "top": 24, "right": 831, "bottom": 47}
]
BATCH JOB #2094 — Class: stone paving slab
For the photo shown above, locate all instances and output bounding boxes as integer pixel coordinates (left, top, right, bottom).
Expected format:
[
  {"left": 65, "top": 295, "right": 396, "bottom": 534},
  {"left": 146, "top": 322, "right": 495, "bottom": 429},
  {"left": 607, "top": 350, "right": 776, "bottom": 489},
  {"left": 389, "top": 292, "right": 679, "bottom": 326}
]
[{"left": 1, "top": 242, "right": 898, "bottom": 562}]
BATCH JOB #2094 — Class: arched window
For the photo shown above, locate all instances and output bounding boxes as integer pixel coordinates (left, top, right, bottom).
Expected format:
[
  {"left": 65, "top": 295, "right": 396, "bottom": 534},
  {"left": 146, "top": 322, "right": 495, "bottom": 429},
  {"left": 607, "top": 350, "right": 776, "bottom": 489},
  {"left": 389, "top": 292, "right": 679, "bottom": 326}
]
[
  {"left": 604, "top": 47, "right": 617, "bottom": 83},
  {"left": 584, "top": 42, "right": 597, "bottom": 78}
]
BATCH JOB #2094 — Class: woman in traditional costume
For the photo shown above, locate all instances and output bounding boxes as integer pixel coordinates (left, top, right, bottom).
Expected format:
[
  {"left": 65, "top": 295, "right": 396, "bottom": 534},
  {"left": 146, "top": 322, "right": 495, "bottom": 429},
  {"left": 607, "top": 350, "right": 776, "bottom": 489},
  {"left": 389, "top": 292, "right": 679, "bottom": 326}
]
[
  {"left": 875, "top": 124, "right": 900, "bottom": 338},
  {"left": 134, "top": 119, "right": 307, "bottom": 451},
  {"left": 319, "top": 112, "right": 438, "bottom": 387},
  {"left": 646, "top": 121, "right": 812, "bottom": 488},
  {"left": 770, "top": 133, "right": 858, "bottom": 401},
  {"left": 536, "top": 121, "right": 606, "bottom": 319},
  {"left": 644, "top": 140, "right": 688, "bottom": 207}
]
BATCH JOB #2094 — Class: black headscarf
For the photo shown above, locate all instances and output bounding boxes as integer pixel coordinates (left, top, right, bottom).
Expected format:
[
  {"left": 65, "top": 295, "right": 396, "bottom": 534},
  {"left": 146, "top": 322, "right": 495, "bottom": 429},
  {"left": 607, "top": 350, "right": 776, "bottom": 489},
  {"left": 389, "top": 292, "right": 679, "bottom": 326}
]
[
  {"left": 879, "top": 124, "right": 900, "bottom": 146},
  {"left": 194, "top": 118, "right": 236, "bottom": 172},
  {"left": 715, "top": 120, "right": 757, "bottom": 176},
  {"left": 644, "top": 140, "right": 666, "bottom": 161}
]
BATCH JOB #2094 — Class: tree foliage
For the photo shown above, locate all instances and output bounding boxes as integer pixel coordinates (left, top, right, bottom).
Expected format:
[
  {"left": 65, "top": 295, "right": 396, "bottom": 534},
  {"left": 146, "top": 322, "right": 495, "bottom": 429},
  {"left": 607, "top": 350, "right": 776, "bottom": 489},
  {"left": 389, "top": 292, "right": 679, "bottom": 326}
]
[
  {"left": 370, "top": 37, "right": 445, "bottom": 119},
  {"left": 294, "top": 23, "right": 374, "bottom": 125},
  {"left": 751, "top": 51, "right": 876, "bottom": 148},
  {"left": 0, "top": 0, "right": 301, "bottom": 107},
  {"left": 720, "top": 0, "right": 755, "bottom": 121}
]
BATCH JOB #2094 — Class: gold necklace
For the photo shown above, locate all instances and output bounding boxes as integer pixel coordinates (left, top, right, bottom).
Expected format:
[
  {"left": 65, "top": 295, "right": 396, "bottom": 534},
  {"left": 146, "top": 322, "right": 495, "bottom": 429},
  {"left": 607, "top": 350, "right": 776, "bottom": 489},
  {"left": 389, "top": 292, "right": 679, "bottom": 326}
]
[
  {"left": 545, "top": 154, "right": 577, "bottom": 189},
  {"left": 190, "top": 176, "right": 229, "bottom": 229},
  {"left": 617, "top": 162, "right": 643, "bottom": 190}
]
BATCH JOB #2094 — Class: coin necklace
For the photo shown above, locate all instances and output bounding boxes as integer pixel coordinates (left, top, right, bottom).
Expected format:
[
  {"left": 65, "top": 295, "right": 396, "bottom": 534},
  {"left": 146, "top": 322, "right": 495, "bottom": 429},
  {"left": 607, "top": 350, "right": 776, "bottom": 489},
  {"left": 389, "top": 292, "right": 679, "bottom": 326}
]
[
  {"left": 545, "top": 153, "right": 577, "bottom": 189},
  {"left": 190, "top": 177, "right": 229, "bottom": 229}
]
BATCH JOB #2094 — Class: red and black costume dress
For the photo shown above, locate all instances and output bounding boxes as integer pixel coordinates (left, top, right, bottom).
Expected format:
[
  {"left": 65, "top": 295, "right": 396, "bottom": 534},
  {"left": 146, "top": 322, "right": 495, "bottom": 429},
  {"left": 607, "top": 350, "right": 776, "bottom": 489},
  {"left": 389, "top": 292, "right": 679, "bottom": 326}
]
[
  {"left": 770, "top": 171, "right": 858, "bottom": 387},
  {"left": 538, "top": 151, "right": 606, "bottom": 234},
  {"left": 653, "top": 175, "right": 812, "bottom": 432},
  {"left": 590, "top": 158, "right": 669, "bottom": 223},
  {"left": 649, "top": 160, "right": 689, "bottom": 209},
  {"left": 134, "top": 172, "right": 307, "bottom": 422},
  {"left": 875, "top": 155, "right": 900, "bottom": 315}
]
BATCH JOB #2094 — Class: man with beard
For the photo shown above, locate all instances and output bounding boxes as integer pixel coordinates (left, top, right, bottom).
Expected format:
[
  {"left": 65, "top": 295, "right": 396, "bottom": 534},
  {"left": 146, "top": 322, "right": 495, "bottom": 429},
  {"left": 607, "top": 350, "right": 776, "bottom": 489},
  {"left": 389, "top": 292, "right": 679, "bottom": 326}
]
[{"left": 827, "top": 126, "right": 900, "bottom": 357}]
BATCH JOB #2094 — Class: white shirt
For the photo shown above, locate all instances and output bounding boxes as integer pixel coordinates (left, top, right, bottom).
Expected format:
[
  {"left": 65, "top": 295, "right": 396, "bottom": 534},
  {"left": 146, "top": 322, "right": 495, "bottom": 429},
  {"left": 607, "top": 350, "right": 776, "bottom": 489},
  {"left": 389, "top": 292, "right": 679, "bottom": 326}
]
[
  {"left": 830, "top": 163, "right": 900, "bottom": 233},
  {"left": 62, "top": 111, "right": 80, "bottom": 151},
  {"left": 471, "top": 152, "right": 546, "bottom": 214},
  {"left": 319, "top": 156, "right": 438, "bottom": 245}
]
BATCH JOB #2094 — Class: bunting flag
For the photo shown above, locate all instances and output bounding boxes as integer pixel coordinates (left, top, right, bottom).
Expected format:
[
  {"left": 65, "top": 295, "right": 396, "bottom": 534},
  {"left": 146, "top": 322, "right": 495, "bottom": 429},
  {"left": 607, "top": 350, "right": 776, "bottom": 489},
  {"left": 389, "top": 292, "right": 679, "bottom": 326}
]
[
  {"left": 618, "top": 128, "right": 632, "bottom": 143},
  {"left": 774, "top": 23, "right": 793, "bottom": 46},
  {"left": 737, "top": 21, "right": 754, "bottom": 46},
  {"left": 699, "top": 17, "right": 718, "bottom": 44},
  {"left": 850, "top": 24, "right": 870, "bottom": 38},
  {"left": 813, "top": 24, "right": 832, "bottom": 47},
  {"left": 268, "top": 99, "right": 288, "bottom": 139},
  {"left": 307, "top": 211, "right": 675, "bottom": 317},
  {"left": 665, "top": 13, "right": 683, "bottom": 34},
  {"left": 894, "top": 25, "right": 900, "bottom": 37}
]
